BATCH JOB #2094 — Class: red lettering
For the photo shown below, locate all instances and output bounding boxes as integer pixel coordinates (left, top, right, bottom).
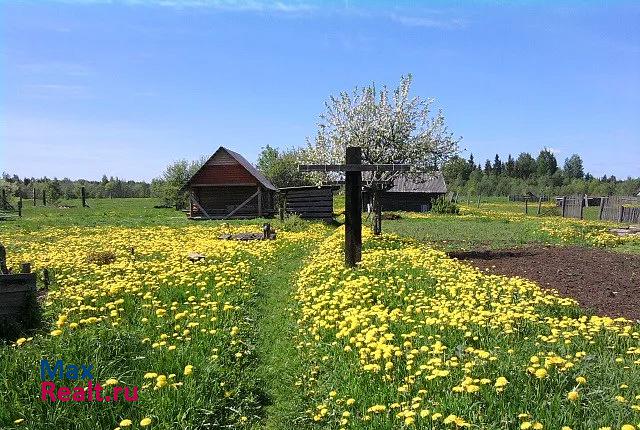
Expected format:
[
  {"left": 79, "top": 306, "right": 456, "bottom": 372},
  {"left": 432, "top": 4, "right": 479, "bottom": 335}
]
[
  {"left": 123, "top": 386, "right": 138, "bottom": 402},
  {"left": 94, "top": 383, "right": 104, "bottom": 402},
  {"left": 113, "top": 386, "right": 122, "bottom": 401},
  {"left": 41, "top": 381, "right": 57, "bottom": 401},
  {"left": 58, "top": 386, "right": 71, "bottom": 402},
  {"left": 72, "top": 386, "right": 86, "bottom": 402}
]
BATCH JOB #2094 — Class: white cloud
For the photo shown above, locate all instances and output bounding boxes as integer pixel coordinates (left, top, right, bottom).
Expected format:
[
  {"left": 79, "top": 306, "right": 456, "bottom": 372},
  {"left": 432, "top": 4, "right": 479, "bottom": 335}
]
[{"left": 390, "top": 13, "right": 468, "bottom": 30}]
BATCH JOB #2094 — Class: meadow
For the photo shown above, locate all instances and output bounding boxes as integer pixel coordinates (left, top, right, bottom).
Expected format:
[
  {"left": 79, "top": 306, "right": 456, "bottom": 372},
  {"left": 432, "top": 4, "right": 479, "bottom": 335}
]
[{"left": 0, "top": 198, "right": 639, "bottom": 429}]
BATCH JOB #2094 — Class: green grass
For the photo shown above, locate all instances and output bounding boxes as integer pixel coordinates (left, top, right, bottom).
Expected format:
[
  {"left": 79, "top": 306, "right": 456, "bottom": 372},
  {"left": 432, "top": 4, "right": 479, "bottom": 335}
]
[
  {"left": 1, "top": 197, "right": 639, "bottom": 429},
  {"left": 384, "top": 216, "right": 553, "bottom": 251}
]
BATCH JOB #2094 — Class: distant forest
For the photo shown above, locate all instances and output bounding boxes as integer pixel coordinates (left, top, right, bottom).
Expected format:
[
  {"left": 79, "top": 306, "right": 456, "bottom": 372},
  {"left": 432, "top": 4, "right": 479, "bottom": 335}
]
[
  {"left": 442, "top": 149, "right": 640, "bottom": 197},
  {"left": 0, "top": 174, "right": 152, "bottom": 201},
  {"left": 1, "top": 147, "right": 639, "bottom": 204}
]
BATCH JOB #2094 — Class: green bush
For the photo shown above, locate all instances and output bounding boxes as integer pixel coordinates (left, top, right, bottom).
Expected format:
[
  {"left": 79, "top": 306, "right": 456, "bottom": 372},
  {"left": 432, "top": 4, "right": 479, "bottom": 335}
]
[{"left": 431, "top": 197, "right": 460, "bottom": 215}]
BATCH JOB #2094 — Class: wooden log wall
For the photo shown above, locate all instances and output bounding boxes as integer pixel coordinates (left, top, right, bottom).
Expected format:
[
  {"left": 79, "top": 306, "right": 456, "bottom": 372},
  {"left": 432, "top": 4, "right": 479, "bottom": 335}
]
[
  {"left": 283, "top": 187, "right": 334, "bottom": 220},
  {"left": 0, "top": 273, "right": 37, "bottom": 318}
]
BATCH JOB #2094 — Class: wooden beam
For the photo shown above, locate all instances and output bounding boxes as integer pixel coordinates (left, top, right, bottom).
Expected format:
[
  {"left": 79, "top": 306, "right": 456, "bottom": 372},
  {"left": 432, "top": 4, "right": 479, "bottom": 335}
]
[
  {"left": 299, "top": 164, "right": 410, "bottom": 172},
  {"left": 190, "top": 182, "right": 258, "bottom": 187},
  {"left": 189, "top": 191, "right": 211, "bottom": 219},
  {"left": 257, "top": 187, "right": 262, "bottom": 217},
  {"left": 223, "top": 191, "right": 260, "bottom": 220},
  {"left": 345, "top": 147, "right": 362, "bottom": 267}
]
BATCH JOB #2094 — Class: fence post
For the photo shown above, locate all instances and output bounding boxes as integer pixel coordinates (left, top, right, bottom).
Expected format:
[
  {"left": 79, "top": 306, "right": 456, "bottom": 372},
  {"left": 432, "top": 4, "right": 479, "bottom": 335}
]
[
  {"left": 537, "top": 196, "right": 542, "bottom": 215},
  {"left": 619, "top": 205, "right": 624, "bottom": 223},
  {"left": 42, "top": 190, "right": 47, "bottom": 206},
  {"left": 81, "top": 186, "right": 87, "bottom": 207},
  {"left": 525, "top": 198, "right": 528, "bottom": 215},
  {"left": 561, "top": 196, "right": 566, "bottom": 218},
  {"left": 18, "top": 197, "right": 22, "bottom": 217},
  {"left": 20, "top": 262, "right": 31, "bottom": 274},
  {"left": 599, "top": 197, "right": 605, "bottom": 220},
  {"left": 33, "top": 188, "right": 37, "bottom": 206},
  {"left": 579, "top": 196, "right": 584, "bottom": 220}
]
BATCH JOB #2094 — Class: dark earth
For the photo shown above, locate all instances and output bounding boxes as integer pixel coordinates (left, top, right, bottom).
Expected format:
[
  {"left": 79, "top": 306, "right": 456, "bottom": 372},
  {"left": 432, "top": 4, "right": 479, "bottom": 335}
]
[{"left": 449, "top": 246, "right": 640, "bottom": 321}]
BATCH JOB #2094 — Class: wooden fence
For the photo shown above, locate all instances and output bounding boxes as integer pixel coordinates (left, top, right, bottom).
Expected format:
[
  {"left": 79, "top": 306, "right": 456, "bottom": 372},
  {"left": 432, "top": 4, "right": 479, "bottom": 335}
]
[
  {"left": 557, "top": 195, "right": 640, "bottom": 223},
  {"left": 509, "top": 194, "right": 551, "bottom": 202},
  {"left": 600, "top": 196, "right": 640, "bottom": 223},
  {"left": 279, "top": 186, "right": 338, "bottom": 221},
  {"left": 0, "top": 272, "right": 37, "bottom": 318}
]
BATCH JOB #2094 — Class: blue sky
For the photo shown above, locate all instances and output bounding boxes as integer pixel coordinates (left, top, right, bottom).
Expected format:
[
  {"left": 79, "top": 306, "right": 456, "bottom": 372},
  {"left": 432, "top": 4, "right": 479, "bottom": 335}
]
[{"left": 1, "top": 0, "right": 639, "bottom": 181}]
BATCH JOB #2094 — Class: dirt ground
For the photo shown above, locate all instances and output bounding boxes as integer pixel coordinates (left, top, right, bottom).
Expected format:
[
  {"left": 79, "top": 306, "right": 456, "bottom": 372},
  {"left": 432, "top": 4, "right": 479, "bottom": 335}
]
[{"left": 449, "top": 246, "right": 640, "bottom": 321}]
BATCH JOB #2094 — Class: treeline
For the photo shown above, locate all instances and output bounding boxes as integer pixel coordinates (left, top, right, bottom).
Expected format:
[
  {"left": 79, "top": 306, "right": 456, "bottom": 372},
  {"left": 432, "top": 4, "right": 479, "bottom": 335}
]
[
  {"left": 0, "top": 173, "right": 152, "bottom": 202},
  {"left": 443, "top": 149, "right": 640, "bottom": 197}
]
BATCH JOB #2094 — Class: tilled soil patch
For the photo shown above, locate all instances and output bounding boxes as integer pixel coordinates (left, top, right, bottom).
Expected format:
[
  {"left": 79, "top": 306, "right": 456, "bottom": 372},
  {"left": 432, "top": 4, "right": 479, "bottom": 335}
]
[{"left": 449, "top": 246, "right": 640, "bottom": 321}]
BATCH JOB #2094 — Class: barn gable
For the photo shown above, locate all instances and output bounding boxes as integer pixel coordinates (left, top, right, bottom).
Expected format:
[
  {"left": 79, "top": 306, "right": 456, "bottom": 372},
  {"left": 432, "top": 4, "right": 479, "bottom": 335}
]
[
  {"left": 186, "top": 147, "right": 277, "bottom": 190},
  {"left": 183, "top": 146, "right": 277, "bottom": 219}
]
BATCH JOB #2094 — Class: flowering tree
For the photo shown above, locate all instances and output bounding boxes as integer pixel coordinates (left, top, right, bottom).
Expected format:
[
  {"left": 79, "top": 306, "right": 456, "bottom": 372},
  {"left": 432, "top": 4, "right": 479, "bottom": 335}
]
[{"left": 303, "top": 74, "right": 460, "bottom": 185}]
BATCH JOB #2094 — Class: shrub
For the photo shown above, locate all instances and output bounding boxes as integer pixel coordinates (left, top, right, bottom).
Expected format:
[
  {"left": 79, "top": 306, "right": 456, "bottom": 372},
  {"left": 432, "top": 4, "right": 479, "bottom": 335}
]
[
  {"left": 431, "top": 197, "right": 460, "bottom": 214},
  {"left": 275, "top": 213, "right": 308, "bottom": 232}
]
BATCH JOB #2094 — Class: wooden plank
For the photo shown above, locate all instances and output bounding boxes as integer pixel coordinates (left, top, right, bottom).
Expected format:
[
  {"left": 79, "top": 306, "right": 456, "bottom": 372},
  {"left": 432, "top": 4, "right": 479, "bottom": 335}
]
[
  {"left": 189, "top": 191, "right": 211, "bottom": 219},
  {"left": 223, "top": 190, "right": 259, "bottom": 220},
  {"left": 257, "top": 187, "right": 262, "bottom": 217},
  {"left": 299, "top": 164, "right": 410, "bottom": 172}
]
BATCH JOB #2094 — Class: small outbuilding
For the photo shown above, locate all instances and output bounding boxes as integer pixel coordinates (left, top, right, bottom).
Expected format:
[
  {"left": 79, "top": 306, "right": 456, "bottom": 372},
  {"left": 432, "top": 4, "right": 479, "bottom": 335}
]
[
  {"left": 279, "top": 185, "right": 339, "bottom": 221},
  {"left": 363, "top": 172, "right": 447, "bottom": 212},
  {"left": 183, "top": 147, "right": 277, "bottom": 219}
]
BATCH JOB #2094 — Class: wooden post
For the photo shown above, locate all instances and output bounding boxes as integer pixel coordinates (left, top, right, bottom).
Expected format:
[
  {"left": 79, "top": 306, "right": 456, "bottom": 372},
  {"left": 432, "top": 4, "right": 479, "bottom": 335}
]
[
  {"left": 561, "top": 196, "right": 566, "bottom": 218},
  {"left": 619, "top": 205, "right": 625, "bottom": 223},
  {"left": 0, "top": 242, "right": 8, "bottom": 274},
  {"left": 18, "top": 197, "right": 22, "bottom": 217},
  {"left": 42, "top": 189, "right": 47, "bottom": 206},
  {"left": 81, "top": 186, "right": 87, "bottom": 207},
  {"left": 345, "top": 146, "right": 362, "bottom": 267},
  {"left": 43, "top": 268, "right": 50, "bottom": 289},
  {"left": 372, "top": 189, "right": 382, "bottom": 236},
  {"left": 279, "top": 194, "right": 285, "bottom": 221},
  {"left": 524, "top": 198, "right": 528, "bottom": 215},
  {"left": 33, "top": 188, "right": 37, "bottom": 206},
  {"left": 257, "top": 187, "right": 262, "bottom": 217},
  {"left": 188, "top": 193, "right": 193, "bottom": 218},
  {"left": 537, "top": 196, "right": 542, "bottom": 215},
  {"left": 599, "top": 197, "right": 605, "bottom": 220},
  {"left": 20, "top": 262, "right": 31, "bottom": 274},
  {"left": 579, "top": 196, "right": 584, "bottom": 220}
]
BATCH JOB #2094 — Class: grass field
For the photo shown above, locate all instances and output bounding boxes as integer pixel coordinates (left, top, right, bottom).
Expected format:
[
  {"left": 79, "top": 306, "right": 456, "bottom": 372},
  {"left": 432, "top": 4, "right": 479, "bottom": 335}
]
[{"left": 1, "top": 198, "right": 639, "bottom": 429}]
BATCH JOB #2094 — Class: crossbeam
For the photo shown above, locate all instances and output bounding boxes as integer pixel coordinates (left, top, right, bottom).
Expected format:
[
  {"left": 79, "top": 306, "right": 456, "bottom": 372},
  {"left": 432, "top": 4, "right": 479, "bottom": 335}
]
[
  {"left": 299, "top": 164, "right": 410, "bottom": 172},
  {"left": 323, "top": 180, "right": 394, "bottom": 186}
]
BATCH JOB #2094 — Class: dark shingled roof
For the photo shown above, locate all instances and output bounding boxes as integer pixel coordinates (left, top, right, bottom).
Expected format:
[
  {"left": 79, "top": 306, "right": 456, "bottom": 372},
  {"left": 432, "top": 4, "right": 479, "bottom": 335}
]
[
  {"left": 184, "top": 147, "right": 278, "bottom": 191},
  {"left": 387, "top": 171, "right": 447, "bottom": 193}
]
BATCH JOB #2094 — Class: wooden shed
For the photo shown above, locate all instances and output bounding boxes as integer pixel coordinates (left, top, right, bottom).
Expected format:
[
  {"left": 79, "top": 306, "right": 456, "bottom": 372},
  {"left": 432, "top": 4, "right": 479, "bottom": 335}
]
[
  {"left": 183, "top": 147, "right": 278, "bottom": 219},
  {"left": 279, "top": 185, "right": 339, "bottom": 221},
  {"left": 363, "top": 172, "right": 447, "bottom": 212}
]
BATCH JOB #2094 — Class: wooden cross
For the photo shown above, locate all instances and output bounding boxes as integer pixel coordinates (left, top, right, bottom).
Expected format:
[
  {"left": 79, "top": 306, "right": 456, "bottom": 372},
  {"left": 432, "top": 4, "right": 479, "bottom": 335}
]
[{"left": 300, "top": 146, "right": 410, "bottom": 267}]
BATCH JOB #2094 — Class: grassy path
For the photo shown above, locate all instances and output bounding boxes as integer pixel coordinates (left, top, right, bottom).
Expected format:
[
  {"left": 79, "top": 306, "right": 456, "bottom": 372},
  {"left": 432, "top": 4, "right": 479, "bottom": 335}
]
[{"left": 252, "top": 240, "right": 315, "bottom": 430}]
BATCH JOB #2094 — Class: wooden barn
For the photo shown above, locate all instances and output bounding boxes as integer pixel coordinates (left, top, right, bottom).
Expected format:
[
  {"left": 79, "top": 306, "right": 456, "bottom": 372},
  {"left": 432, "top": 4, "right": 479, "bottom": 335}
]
[
  {"left": 183, "top": 147, "right": 278, "bottom": 219},
  {"left": 279, "top": 185, "right": 339, "bottom": 221},
  {"left": 363, "top": 172, "right": 447, "bottom": 212}
]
